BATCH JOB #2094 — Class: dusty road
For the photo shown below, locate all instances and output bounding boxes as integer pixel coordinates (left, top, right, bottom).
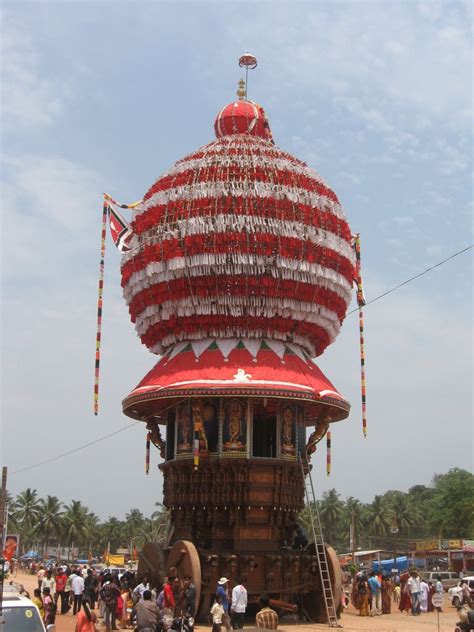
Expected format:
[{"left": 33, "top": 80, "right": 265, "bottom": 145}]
[{"left": 11, "top": 570, "right": 460, "bottom": 632}]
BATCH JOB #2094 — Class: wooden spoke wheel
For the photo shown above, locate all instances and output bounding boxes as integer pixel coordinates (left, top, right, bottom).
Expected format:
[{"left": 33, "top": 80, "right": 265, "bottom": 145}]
[
  {"left": 166, "top": 540, "right": 202, "bottom": 617},
  {"left": 302, "top": 543, "right": 342, "bottom": 624},
  {"left": 137, "top": 542, "right": 166, "bottom": 588},
  {"left": 137, "top": 541, "right": 166, "bottom": 589}
]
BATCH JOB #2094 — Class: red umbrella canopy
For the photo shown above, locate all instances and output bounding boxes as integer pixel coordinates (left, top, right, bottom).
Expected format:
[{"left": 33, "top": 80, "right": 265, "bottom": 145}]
[{"left": 121, "top": 99, "right": 355, "bottom": 357}]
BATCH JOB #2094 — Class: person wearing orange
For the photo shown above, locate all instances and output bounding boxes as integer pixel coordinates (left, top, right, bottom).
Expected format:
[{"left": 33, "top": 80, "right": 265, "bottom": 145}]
[{"left": 75, "top": 597, "right": 98, "bottom": 632}]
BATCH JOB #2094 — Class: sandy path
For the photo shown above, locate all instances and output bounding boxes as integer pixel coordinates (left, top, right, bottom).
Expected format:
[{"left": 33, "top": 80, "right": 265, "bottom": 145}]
[{"left": 10, "top": 571, "right": 459, "bottom": 632}]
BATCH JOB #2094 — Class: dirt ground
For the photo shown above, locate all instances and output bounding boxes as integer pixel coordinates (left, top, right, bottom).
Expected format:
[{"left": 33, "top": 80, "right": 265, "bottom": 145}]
[{"left": 11, "top": 570, "right": 459, "bottom": 632}]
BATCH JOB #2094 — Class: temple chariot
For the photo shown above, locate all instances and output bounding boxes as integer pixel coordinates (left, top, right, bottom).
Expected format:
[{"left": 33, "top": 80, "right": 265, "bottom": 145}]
[{"left": 105, "top": 54, "right": 358, "bottom": 626}]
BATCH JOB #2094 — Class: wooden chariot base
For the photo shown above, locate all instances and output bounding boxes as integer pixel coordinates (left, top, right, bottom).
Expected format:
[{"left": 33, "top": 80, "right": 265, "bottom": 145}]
[
  {"left": 138, "top": 538, "right": 342, "bottom": 624},
  {"left": 138, "top": 459, "right": 342, "bottom": 624}
]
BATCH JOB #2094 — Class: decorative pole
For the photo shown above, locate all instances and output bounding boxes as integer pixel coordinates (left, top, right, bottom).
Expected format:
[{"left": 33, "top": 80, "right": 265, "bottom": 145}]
[
  {"left": 239, "top": 52, "right": 257, "bottom": 99},
  {"left": 93, "top": 201, "right": 109, "bottom": 415},
  {"left": 354, "top": 234, "right": 367, "bottom": 437}
]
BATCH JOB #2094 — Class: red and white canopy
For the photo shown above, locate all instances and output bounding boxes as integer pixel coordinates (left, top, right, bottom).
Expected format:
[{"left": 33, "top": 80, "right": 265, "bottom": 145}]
[{"left": 122, "top": 338, "right": 350, "bottom": 422}]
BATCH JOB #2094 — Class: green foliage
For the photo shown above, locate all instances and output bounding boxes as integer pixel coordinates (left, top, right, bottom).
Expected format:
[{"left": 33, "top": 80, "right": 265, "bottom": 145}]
[
  {"left": 8, "top": 490, "right": 171, "bottom": 558},
  {"left": 297, "top": 468, "right": 474, "bottom": 553},
  {"left": 428, "top": 468, "right": 474, "bottom": 538}
]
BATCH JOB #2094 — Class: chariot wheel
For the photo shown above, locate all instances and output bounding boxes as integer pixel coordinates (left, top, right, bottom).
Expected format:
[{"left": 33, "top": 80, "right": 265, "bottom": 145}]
[
  {"left": 166, "top": 539, "right": 202, "bottom": 617},
  {"left": 302, "top": 543, "right": 342, "bottom": 624},
  {"left": 137, "top": 541, "right": 166, "bottom": 589}
]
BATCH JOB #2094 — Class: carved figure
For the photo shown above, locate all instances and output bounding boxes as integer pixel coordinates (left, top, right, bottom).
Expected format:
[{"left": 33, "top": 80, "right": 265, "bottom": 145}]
[{"left": 281, "top": 406, "right": 295, "bottom": 454}]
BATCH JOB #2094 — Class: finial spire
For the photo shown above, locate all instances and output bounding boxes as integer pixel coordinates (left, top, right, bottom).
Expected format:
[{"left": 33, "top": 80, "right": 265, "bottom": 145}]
[
  {"left": 238, "top": 52, "right": 257, "bottom": 100},
  {"left": 237, "top": 78, "right": 246, "bottom": 100}
]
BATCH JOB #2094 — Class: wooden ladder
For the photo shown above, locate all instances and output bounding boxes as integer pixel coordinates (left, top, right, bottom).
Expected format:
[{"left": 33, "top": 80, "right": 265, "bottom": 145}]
[{"left": 300, "top": 455, "right": 339, "bottom": 628}]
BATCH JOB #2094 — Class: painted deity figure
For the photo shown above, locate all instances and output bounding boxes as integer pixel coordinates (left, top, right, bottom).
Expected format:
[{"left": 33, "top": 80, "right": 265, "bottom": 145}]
[
  {"left": 224, "top": 400, "right": 245, "bottom": 451},
  {"left": 192, "top": 401, "right": 209, "bottom": 453},
  {"left": 281, "top": 406, "right": 295, "bottom": 454},
  {"left": 177, "top": 404, "right": 192, "bottom": 452}
]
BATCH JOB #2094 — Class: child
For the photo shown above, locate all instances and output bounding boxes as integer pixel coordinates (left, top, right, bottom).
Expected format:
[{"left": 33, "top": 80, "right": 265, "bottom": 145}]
[
  {"left": 393, "top": 584, "right": 401, "bottom": 604},
  {"left": 210, "top": 595, "right": 224, "bottom": 632},
  {"left": 32, "top": 588, "right": 44, "bottom": 620},
  {"left": 42, "top": 587, "right": 56, "bottom": 626}
]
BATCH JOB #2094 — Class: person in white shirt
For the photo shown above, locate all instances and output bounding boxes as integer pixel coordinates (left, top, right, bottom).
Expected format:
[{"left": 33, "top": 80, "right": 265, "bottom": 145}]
[
  {"left": 132, "top": 575, "right": 151, "bottom": 603},
  {"left": 71, "top": 570, "right": 85, "bottom": 615},
  {"left": 419, "top": 579, "right": 429, "bottom": 612},
  {"left": 230, "top": 579, "right": 247, "bottom": 629},
  {"left": 407, "top": 571, "right": 421, "bottom": 616},
  {"left": 37, "top": 566, "right": 46, "bottom": 590},
  {"left": 41, "top": 570, "right": 56, "bottom": 596}
]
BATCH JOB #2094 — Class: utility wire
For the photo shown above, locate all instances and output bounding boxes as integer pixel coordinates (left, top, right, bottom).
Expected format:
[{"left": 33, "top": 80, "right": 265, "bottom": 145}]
[
  {"left": 348, "top": 244, "right": 473, "bottom": 314},
  {"left": 9, "top": 245, "right": 472, "bottom": 477},
  {"left": 10, "top": 423, "right": 141, "bottom": 475}
]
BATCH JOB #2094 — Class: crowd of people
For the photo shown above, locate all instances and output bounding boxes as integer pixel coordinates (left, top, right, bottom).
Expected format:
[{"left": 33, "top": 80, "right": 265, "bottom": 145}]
[
  {"left": 27, "top": 564, "right": 279, "bottom": 632},
  {"left": 350, "top": 569, "right": 447, "bottom": 617}
]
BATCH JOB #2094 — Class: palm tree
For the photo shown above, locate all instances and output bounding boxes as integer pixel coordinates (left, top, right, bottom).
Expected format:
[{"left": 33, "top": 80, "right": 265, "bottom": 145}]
[
  {"left": 61, "top": 500, "right": 91, "bottom": 558},
  {"left": 36, "top": 495, "right": 63, "bottom": 556},
  {"left": 319, "top": 489, "right": 344, "bottom": 546},
  {"left": 344, "top": 497, "right": 366, "bottom": 551},
  {"left": 390, "top": 493, "right": 419, "bottom": 532},
  {"left": 298, "top": 503, "right": 316, "bottom": 543},
  {"left": 123, "top": 508, "right": 145, "bottom": 542},
  {"left": 100, "top": 516, "right": 125, "bottom": 554},
  {"left": 150, "top": 506, "right": 171, "bottom": 545},
  {"left": 13, "top": 488, "right": 42, "bottom": 552},
  {"left": 367, "top": 495, "right": 391, "bottom": 536}
]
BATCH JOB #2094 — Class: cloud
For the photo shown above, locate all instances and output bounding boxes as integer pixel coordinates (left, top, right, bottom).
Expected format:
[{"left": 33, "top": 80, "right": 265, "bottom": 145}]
[
  {"left": 1, "top": 8, "right": 70, "bottom": 130},
  {"left": 316, "top": 279, "right": 473, "bottom": 501},
  {"left": 2, "top": 154, "right": 101, "bottom": 284}
]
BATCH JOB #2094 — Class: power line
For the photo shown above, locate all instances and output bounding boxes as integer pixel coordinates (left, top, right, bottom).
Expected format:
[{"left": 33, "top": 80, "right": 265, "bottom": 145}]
[
  {"left": 10, "top": 423, "right": 141, "bottom": 475},
  {"left": 9, "top": 245, "right": 472, "bottom": 477},
  {"left": 348, "top": 244, "right": 473, "bottom": 314}
]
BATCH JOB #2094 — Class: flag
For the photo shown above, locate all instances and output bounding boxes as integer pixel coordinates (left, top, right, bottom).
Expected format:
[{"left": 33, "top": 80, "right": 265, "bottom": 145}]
[{"left": 108, "top": 203, "right": 134, "bottom": 252}]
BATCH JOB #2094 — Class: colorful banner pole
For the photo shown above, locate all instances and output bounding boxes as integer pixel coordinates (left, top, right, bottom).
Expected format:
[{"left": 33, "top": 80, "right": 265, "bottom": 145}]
[
  {"left": 354, "top": 233, "right": 367, "bottom": 437},
  {"left": 145, "top": 432, "right": 151, "bottom": 475},
  {"left": 326, "top": 431, "right": 331, "bottom": 476},
  {"left": 94, "top": 200, "right": 109, "bottom": 415}
]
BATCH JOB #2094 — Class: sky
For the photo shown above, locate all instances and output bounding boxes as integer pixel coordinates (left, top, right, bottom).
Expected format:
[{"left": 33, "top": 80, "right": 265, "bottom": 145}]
[{"left": 1, "top": 1, "right": 472, "bottom": 521}]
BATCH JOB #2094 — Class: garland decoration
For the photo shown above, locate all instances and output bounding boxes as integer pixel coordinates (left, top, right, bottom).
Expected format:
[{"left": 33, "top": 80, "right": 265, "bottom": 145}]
[
  {"left": 93, "top": 201, "right": 109, "bottom": 415},
  {"left": 120, "top": 134, "right": 356, "bottom": 359},
  {"left": 353, "top": 233, "right": 367, "bottom": 437},
  {"left": 326, "top": 430, "right": 331, "bottom": 476},
  {"left": 145, "top": 431, "right": 151, "bottom": 475}
]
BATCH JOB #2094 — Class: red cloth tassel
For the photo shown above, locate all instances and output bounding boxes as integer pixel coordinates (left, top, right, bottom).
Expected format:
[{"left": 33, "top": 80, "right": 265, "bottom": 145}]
[{"left": 93, "top": 200, "right": 109, "bottom": 415}]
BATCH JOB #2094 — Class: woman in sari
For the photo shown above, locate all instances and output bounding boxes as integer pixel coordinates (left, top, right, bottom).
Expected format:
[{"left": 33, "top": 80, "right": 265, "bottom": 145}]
[
  {"left": 355, "top": 575, "right": 370, "bottom": 616},
  {"left": 381, "top": 576, "right": 392, "bottom": 614},
  {"left": 398, "top": 572, "right": 412, "bottom": 613}
]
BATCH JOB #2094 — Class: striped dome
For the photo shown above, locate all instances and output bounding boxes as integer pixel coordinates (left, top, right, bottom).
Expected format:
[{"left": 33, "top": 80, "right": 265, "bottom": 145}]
[{"left": 121, "top": 113, "right": 355, "bottom": 357}]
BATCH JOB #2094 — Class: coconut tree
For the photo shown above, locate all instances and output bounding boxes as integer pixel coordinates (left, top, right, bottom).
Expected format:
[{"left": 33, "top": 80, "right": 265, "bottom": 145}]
[
  {"left": 99, "top": 516, "right": 125, "bottom": 554},
  {"left": 318, "top": 489, "right": 344, "bottom": 547},
  {"left": 367, "top": 495, "right": 391, "bottom": 536},
  {"left": 13, "top": 488, "right": 42, "bottom": 552},
  {"left": 36, "top": 495, "right": 63, "bottom": 556},
  {"left": 150, "top": 506, "right": 171, "bottom": 545},
  {"left": 298, "top": 502, "right": 317, "bottom": 543},
  {"left": 343, "top": 497, "right": 366, "bottom": 551},
  {"left": 123, "top": 508, "right": 145, "bottom": 543},
  {"left": 61, "top": 500, "right": 91, "bottom": 558}
]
